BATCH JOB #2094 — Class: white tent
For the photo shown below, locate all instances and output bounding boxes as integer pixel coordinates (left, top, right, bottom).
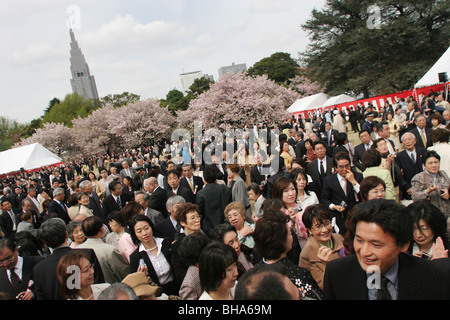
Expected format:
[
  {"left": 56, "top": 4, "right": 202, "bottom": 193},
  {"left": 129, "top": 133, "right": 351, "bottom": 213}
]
[
  {"left": 415, "top": 46, "right": 450, "bottom": 88},
  {"left": 321, "top": 94, "right": 355, "bottom": 108},
  {"left": 287, "top": 93, "right": 329, "bottom": 113},
  {"left": 0, "top": 143, "right": 63, "bottom": 176}
]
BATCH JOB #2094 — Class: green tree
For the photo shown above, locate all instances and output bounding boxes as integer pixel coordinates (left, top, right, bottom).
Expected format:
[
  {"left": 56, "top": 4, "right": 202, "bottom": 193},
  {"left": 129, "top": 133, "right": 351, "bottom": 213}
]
[
  {"left": 159, "top": 88, "right": 191, "bottom": 116},
  {"left": 0, "top": 116, "right": 26, "bottom": 151},
  {"left": 300, "top": 0, "right": 450, "bottom": 98},
  {"left": 100, "top": 91, "right": 141, "bottom": 108},
  {"left": 187, "top": 76, "right": 214, "bottom": 96},
  {"left": 42, "top": 92, "right": 96, "bottom": 127},
  {"left": 247, "top": 52, "right": 299, "bottom": 84}
]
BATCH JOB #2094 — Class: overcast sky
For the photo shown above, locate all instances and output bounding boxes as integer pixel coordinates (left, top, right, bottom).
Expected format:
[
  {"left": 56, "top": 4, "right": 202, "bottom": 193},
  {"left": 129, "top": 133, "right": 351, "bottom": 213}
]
[{"left": 0, "top": 0, "right": 326, "bottom": 123}]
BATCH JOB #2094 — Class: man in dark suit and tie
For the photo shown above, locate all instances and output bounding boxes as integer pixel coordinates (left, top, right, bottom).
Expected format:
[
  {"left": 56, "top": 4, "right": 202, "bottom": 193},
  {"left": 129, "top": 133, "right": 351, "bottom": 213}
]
[
  {"left": 324, "top": 122, "right": 339, "bottom": 148},
  {"left": 145, "top": 177, "right": 168, "bottom": 218},
  {"left": 405, "top": 100, "right": 417, "bottom": 131},
  {"left": 32, "top": 218, "right": 104, "bottom": 300},
  {"left": 166, "top": 170, "right": 195, "bottom": 204},
  {"left": 323, "top": 199, "right": 449, "bottom": 300},
  {"left": 102, "top": 181, "right": 126, "bottom": 218},
  {"left": 306, "top": 141, "right": 334, "bottom": 201},
  {"left": 321, "top": 152, "right": 363, "bottom": 233},
  {"left": 395, "top": 132, "right": 426, "bottom": 200},
  {"left": 0, "top": 198, "right": 21, "bottom": 239},
  {"left": 250, "top": 152, "right": 271, "bottom": 198},
  {"left": 0, "top": 237, "right": 43, "bottom": 300},
  {"left": 47, "top": 188, "right": 71, "bottom": 224},
  {"left": 154, "top": 195, "right": 185, "bottom": 243},
  {"left": 353, "top": 130, "right": 373, "bottom": 171},
  {"left": 409, "top": 114, "right": 433, "bottom": 149},
  {"left": 179, "top": 163, "right": 203, "bottom": 196}
]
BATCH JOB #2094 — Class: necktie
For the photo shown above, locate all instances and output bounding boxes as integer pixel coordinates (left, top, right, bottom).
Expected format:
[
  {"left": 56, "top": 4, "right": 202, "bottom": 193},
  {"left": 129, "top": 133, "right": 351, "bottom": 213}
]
[
  {"left": 188, "top": 179, "right": 194, "bottom": 191},
  {"left": 420, "top": 130, "right": 426, "bottom": 147},
  {"left": 341, "top": 178, "right": 347, "bottom": 196},
  {"left": 320, "top": 160, "right": 325, "bottom": 176},
  {"left": 410, "top": 152, "right": 415, "bottom": 164},
  {"left": 8, "top": 211, "right": 16, "bottom": 231},
  {"left": 10, "top": 270, "right": 22, "bottom": 295},
  {"left": 116, "top": 196, "right": 122, "bottom": 210},
  {"left": 377, "top": 276, "right": 392, "bottom": 300}
]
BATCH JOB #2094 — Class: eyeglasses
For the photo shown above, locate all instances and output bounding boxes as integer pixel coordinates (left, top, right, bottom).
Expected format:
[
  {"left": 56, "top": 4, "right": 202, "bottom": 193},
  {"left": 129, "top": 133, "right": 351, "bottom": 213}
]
[{"left": 311, "top": 221, "right": 332, "bottom": 231}]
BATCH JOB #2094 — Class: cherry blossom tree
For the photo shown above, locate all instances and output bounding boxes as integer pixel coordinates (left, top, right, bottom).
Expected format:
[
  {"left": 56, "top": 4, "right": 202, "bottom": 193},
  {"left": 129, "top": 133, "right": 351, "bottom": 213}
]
[
  {"left": 108, "top": 98, "right": 175, "bottom": 149},
  {"left": 177, "top": 72, "right": 300, "bottom": 131},
  {"left": 288, "top": 75, "right": 325, "bottom": 97},
  {"left": 15, "top": 122, "right": 79, "bottom": 160}
]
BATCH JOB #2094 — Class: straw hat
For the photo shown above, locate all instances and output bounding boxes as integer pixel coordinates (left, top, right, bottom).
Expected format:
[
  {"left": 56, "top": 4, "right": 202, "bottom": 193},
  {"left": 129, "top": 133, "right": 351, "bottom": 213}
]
[{"left": 121, "top": 272, "right": 162, "bottom": 297}]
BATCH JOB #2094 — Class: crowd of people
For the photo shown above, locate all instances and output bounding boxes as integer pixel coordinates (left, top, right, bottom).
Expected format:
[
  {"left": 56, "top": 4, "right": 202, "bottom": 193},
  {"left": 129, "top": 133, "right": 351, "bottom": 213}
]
[{"left": 0, "top": 89, "right": 449, "bottom": 301}]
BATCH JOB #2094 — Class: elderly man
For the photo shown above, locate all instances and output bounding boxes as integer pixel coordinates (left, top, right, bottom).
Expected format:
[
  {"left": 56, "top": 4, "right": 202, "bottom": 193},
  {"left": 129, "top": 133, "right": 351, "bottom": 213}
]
[
  {"left": 395, "top": 132, "right": 426, "bottom": 200},
  {"left": 408, "top": 114, "right": 433, "bottom": 149},
  {"left": 134, "top": 191, "right": 164, "bottom": 226},
  {"left": 47, "top": 188, "right": 71, "bottom": 224},
  {"left": 144, "top": 177, "right": 168, "bottom": 218}
]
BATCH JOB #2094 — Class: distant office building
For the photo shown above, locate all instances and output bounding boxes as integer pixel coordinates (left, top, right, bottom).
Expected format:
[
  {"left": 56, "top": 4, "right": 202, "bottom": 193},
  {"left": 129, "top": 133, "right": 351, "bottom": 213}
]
[
  {"left": 180, "top": 71, "right": 214, "bottom": 93},
  {"left": 218, "top": 62, "right": 247, "bottom": 78},
  {"left": 69, "top": 28, "right": 99, "bottom": 101}
]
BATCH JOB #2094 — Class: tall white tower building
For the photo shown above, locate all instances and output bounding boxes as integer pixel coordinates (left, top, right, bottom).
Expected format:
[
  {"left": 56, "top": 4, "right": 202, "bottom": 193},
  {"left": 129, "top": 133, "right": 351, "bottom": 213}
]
[{"left": 69, "top": 29, "right": 99, "bottom": 101}]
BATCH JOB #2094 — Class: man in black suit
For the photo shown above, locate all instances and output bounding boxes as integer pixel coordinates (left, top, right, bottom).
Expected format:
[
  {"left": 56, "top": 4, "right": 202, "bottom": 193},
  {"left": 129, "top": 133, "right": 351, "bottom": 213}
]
[
  {"left": 154, "top": 195, "right": 185, "bottom": 243},
  {"left": 294, "top": 131, "right": 307, "bottom": 159},
  {"left": 166, "top": 170, "right": 195, "bottom": 204},
  {"left": 321, "top": 152, "right": 363, "bottom": 233},
  {"left": 409, "top": 114, "right": 433, "bottom": 149},
  {"left": 179, "top": 163, "right": 203, "bottom": 195},
  {"left": 144, "top": 177, "right": 168, "bottom": 218},
  {"left": 405, "top": 101, "right": 417, "bottom": 131},
  {"left": 250, "top": 152, "right": 271, "bottom": 198},
  {"left": 313, "top": 117, "right": 325, "bottom": 136},
  {"left": 377, "top": 121, "right": 397, "bottom": 155},
  {"left": 306, "top": 141, "right": 334, "bottom": 201},
  {"left": 195, "top": 165, "right": 231, "bottom": 232},
  {"left": 323, "top": 199, "right": 449, "bottom": 300},
  {"left": 348, "top": 107, "right": 359, "bottom": 132},
  {"left": 0, "top": 198, "right": 21, "bottom": 239},
  {"left": 102, "top": 181, "right": 126, "bottom": 218},
  {"left": 32, "top": 218, "right": 104, "bottom": 300},
  {"left": 395, "top": 132, "right": 426, "bottom": 200},
  {"left": 47, "top": 188, "right": 71, "bottom": 224},
  {"left": 324, "top": 122, "right": 339, "bottom": 149},
  {"left": 353, "top": 130, "right": 373, "bottom": 171},
  {"left": 0, "top": 237, "right": 43, "bottom": 300}
]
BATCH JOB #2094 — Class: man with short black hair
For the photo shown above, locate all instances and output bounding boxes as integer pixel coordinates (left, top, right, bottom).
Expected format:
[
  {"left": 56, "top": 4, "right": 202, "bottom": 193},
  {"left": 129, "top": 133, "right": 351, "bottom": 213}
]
[{"left": 323, "top": 199, "right": 449, "bottom": 300}]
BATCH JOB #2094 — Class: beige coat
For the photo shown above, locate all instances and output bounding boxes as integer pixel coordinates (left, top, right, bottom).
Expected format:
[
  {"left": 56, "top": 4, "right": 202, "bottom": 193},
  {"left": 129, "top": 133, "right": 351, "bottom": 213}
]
[{"left": 299, "top": 233, "right": 344, "bottom": 290}]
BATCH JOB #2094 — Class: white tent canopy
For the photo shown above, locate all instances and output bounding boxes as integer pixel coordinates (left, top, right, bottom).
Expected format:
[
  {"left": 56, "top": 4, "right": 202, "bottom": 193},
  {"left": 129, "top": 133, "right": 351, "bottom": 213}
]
[
  {"left": 0, "top": 143, "right": 62, "bottom": 176},
  {"left": 287, "top": 93, "right": 329, "bottom": 113},
  {"left": 321, "top": 94, "right": 355, "bottom": 108},
  {"left": 415, "top": 46, "right": 450, "bottom": 88}
]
